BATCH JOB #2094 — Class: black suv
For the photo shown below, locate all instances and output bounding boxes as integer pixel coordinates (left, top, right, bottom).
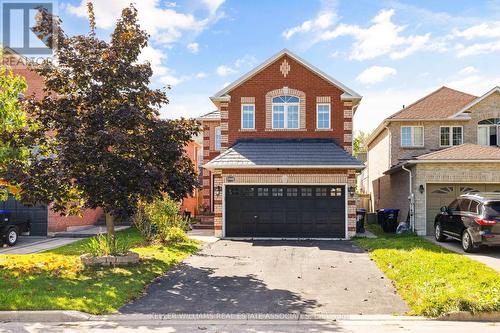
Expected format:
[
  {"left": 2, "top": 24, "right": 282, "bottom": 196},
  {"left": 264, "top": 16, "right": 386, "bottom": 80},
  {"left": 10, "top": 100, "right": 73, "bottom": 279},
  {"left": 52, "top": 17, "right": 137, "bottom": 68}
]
[
  {"left": 434, "top": 193, "right": 500, "bottom": 252},
  {"left": 0, "top": 210, "right": 31, "bottom": 246}
]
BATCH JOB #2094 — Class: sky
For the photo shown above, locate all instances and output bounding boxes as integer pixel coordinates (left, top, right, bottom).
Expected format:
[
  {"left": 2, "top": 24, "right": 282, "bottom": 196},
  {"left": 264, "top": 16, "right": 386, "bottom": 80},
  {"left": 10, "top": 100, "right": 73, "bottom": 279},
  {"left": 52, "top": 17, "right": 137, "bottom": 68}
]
[{"left": 14, "top": 0, "right": 500, "bottom": 133}]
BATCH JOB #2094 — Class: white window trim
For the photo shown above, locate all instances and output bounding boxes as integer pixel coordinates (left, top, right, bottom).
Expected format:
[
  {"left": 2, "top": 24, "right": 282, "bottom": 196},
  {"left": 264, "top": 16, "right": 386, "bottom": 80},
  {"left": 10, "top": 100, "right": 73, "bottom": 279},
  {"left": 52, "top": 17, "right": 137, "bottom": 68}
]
[
  {"left": 214, "top": 126, "right": 221, "bottom": 151},
  {"left": 439, "top": 126, "right": 463, "bottom": 147},
  {"left": 241, "top": 103, "right": 255, "bottom": 130},
  {"left": 400, "top": 126, "right": 424, "bottom": 147},
  {"left": 477, "top": 124, "right": 500, "bottom": 146},
  {"left": 271, "top": 97, "right": 300, "bottom": 129},
  {"left": 316, "top": 103, "right": 331, "bottom": 129}
]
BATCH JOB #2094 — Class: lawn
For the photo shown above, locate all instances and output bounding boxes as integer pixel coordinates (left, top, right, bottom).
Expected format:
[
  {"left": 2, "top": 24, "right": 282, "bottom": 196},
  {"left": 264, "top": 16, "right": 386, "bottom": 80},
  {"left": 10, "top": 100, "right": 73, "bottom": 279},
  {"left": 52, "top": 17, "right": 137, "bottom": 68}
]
[
  {"left": 0, "top": 228, "right": 200, "bottom": 314},
  {"left": 354, "top": 225, "right": 500, "bottom": 317}
]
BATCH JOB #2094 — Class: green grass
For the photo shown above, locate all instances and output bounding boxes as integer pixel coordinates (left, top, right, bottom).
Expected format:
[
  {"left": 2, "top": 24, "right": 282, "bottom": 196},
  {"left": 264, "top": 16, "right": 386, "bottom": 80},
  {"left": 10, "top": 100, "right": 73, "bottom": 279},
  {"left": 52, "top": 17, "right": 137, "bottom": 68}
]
[
  {"left": 353, "top": 224, "right": 500, "bottom": 317},
  {"left": 0, "top": 228, "right": 200, "bottom": 314}
]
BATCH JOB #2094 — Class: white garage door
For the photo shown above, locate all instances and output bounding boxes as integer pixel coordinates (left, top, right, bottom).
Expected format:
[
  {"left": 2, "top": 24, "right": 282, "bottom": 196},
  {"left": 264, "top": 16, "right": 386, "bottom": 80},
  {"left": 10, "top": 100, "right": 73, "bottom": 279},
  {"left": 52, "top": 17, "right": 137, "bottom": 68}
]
[{"left": 426, "top": 183, "right": 500, "bottom": 235}]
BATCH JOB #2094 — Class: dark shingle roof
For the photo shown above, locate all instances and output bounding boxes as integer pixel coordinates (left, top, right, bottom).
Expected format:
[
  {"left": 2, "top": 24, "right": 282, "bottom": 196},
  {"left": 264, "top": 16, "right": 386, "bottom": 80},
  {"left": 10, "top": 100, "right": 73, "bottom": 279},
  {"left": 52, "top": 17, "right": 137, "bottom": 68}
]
[
  {"left": 205, "top": 139, "right": 364, "bottom": 169},
  {"left": 388, "top": 86, "right": 477, "bottom": 120}
]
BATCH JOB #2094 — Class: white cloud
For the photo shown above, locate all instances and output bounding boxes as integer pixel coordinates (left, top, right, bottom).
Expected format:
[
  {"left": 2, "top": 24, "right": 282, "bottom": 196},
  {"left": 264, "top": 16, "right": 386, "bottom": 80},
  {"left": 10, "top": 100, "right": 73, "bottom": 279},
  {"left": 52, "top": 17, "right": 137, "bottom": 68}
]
[
  {"left": 160, "top": 93, "right": 214, "bottom": 120},
  {"left": 66, "top": 0, "right": 224, "bottom": 44},
  {"left": 445, "top": 74, "right": 500, "bottom": 95},
  {"left": 216, "top": 55, "right": 258, "bottom": 77},
  {"left": 187, "top": 42, "right": 200, "bottom": 54},
  {"left": 216, "top": 65, "right": 237, "bottom": 77},
  {"left": 453, "top": 22, "right": 500, "bottom": 40},
  {"left": 458, "top": 66, "right": 477, "bottom": 75},
  {"left": 356, "top": 66, "right": 397, "bottom": 85},
  {"left": 196, "top": 72, "right": 207, "bottom": 78},
  {"left": 318, "top": 9, "right": 433, "bottom": 60},
  {"left": 455, "top": 40, "right": 500, "bottom": 57},
  {"left": 283, "top": 11, "right": 337, "bottom": 39}
]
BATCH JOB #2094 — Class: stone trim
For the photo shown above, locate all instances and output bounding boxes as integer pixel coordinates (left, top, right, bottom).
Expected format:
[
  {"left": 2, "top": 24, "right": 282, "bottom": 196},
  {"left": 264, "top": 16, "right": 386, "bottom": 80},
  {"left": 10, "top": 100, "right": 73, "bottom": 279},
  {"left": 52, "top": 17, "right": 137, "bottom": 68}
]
[
  {"left": 344, "top": 122, "right": 352, "bottom": 131},
  {"left": 344, "top": 133, "right": 352, "bottom": 143},
  {"left": 344, "top": 109, "right": 353, "bottom": 118},
  {"left": 265, "top": 87, "right": 306, "bottom": 130},
  {"left": 316, "top": 96, "right": 331, "bottom": 103},
  {"left": 241, "top": 97, "right": 255, "bottom": 103}
]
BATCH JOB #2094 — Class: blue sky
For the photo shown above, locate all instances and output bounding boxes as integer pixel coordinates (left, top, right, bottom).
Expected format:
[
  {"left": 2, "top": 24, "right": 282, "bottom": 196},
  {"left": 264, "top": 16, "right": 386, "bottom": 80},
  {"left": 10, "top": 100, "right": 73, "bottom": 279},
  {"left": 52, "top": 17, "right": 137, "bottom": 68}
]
[{"left": 18, "top": 0, "right": 500, "bottom": 132}]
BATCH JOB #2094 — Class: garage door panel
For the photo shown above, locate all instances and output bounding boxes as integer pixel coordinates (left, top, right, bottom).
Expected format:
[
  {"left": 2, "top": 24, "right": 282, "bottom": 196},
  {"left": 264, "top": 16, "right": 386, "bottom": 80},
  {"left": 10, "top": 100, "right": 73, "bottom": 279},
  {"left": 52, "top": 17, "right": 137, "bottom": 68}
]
[{"left": 225, "top": 185, "right": 346, "bottom": 238}]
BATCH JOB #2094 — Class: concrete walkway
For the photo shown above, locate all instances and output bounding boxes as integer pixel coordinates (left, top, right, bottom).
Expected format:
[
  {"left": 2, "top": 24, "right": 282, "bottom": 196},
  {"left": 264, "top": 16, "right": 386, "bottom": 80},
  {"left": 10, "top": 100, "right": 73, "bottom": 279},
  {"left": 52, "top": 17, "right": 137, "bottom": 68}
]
[
  {"left": 425, "top": 236, "right": 500, "bottom": 271},
  {"left": 121, "top": 240, "right": 408, "bottom": 315},
  {"left": 0, "top": 237, "right": 80, "bottom": 254}
]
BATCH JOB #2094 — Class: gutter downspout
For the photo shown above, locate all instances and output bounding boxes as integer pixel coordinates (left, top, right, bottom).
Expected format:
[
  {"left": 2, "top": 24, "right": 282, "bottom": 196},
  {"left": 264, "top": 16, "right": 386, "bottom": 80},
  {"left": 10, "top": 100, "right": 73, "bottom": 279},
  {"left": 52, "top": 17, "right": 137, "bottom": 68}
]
[{"left": 401, "top": 164, "right": 415, "bottom": 232}]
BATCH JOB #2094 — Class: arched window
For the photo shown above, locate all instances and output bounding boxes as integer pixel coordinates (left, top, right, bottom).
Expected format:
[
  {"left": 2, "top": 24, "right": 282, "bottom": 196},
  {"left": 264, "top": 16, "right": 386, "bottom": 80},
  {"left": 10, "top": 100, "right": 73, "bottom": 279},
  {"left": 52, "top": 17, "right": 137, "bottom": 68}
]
[
  {"left": 272, "top": 95, "right": 299, "bottom": 129},
  {"left": 477, "top": 118, "right": 500, "bottom": 146}
]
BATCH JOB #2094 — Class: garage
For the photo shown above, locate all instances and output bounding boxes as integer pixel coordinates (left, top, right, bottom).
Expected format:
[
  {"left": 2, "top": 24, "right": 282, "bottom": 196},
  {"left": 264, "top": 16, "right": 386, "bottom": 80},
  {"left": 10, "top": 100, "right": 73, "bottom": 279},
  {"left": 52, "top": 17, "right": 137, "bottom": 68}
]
[
  {"left": 426, "top": 183, "right": 500, "bottom": 235},
  {"left": 225, "top": 185, "right": 346, "bottom": 238},
  {"left": 0, "top": 197, "right": 48, "bottom": 236}
]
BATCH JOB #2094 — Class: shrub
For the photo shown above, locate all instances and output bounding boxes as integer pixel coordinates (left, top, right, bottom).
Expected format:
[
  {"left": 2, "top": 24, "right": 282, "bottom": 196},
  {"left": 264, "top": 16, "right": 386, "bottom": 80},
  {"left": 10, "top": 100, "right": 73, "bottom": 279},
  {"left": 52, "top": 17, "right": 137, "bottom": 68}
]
[
  {"left": 132, "top": 205, "right": 155, "bottom": 242},
  {"left": 86, "top": 233, "right": 131, "bottom": 257},
  {"left": 166, "top": 226, "right": 189, "bottom": 244}
]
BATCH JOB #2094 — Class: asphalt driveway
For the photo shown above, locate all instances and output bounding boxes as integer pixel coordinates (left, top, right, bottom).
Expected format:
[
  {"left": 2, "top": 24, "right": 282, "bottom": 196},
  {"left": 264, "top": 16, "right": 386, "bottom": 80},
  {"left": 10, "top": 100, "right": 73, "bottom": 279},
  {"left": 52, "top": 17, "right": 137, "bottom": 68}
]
[{"left": 120, "top": 240, "right": 408, "bottom": 315}]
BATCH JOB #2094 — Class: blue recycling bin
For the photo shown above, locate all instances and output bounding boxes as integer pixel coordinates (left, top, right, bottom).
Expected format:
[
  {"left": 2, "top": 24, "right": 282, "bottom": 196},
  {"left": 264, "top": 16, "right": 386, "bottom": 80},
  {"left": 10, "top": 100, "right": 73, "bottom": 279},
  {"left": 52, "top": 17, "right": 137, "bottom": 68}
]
[{"left": 377, "top": 208, "right": 400, "bottom": 233}]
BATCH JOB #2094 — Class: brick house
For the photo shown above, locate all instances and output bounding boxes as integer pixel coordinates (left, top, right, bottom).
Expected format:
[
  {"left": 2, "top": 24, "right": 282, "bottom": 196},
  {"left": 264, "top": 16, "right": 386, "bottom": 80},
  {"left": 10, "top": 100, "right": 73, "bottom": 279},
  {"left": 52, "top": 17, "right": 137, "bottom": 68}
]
[
  {"left": 198, "top": 49, "right": 364, "bottom": 239},
  {"left": 366, "top": 86, "right": 500, "bottom": 236}
]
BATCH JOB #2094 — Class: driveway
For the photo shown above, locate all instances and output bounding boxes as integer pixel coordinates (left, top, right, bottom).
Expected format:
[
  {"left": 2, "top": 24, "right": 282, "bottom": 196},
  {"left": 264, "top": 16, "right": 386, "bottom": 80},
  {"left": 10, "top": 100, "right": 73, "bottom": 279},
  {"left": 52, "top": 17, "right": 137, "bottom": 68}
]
[
  {"left": 0, "top": 237, "right": 80, "bottom": 254},
  {"left": 426, "top": 236, "right": 500, "bottom": 271},
  {"left": 120, "top": 240, "right": 409, "bottom": 315}
]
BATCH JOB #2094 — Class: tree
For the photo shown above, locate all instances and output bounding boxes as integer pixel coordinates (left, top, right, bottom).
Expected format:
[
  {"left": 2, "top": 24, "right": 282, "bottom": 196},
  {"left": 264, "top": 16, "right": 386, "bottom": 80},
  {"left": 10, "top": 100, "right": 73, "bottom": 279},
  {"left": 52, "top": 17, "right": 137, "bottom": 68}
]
[
  {"left": 353, "top": 131, "right": 371, "bottom": 157},
  {"left": 0, "top": 58, "right": 28, "bottom": 200},
  {"left": 6, "top": 4, "right": 200, "bottom": 237}
]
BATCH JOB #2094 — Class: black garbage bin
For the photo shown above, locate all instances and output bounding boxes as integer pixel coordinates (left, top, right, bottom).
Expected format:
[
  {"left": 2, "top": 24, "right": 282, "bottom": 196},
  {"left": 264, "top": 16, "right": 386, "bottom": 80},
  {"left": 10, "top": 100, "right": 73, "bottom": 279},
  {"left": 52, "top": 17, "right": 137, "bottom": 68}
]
[
  {"left": 356, "top": 209, "right": 366, "bottom": 233},
  {"left": 378, "top": 209, "right": 400, "bottom": 233}
]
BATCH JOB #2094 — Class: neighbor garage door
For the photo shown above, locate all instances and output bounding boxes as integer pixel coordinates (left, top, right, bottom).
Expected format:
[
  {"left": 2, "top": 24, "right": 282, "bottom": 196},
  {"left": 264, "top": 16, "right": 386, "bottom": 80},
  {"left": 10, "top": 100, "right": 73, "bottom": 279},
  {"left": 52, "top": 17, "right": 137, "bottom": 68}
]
[
  {"left": 426, "top": 183, "right": 500, "bottom": 235},
  {"left": 0, "top": 197, "right": 48, "bottom": 236},
  {"left": 225, "top": 185, "right": 346, "bottom": 238}
]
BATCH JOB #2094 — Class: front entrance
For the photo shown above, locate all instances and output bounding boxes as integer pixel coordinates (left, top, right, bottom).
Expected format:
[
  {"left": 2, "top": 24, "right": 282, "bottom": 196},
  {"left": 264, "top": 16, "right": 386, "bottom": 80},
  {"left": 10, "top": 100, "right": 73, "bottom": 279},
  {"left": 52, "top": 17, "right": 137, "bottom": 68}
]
[
  {"left": 426, "top": 183, "right": 500, "bottom": 235},
  {"left": 225, "top": 185, "right": 346, "bottom": 238}
]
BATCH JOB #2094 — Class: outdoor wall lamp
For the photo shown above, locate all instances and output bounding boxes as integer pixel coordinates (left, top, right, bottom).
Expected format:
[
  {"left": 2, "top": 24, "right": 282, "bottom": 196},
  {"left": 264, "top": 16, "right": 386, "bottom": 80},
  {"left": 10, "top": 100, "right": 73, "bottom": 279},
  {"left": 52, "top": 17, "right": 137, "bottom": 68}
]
[
  {"left": 348, "top": 186, "right": 356, "bottom": 197},
  {"left": 419, "top": 184, "right": 425, "bottom": 194},
  {"left": 214, "top": 185, "right": 222, "bottom": 197}
]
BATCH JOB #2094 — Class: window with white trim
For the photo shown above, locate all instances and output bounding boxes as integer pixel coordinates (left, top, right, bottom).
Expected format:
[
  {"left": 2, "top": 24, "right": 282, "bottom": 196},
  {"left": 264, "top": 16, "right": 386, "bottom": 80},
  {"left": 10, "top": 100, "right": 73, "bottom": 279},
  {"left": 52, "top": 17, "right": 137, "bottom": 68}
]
[
  {"left": 401, "top": 126, "right": 424, "bottom": 147},
  {"left": 241, "top": 104, "right": 255, "bottom": 129},
  {"left": 272, "top": 95, "right": 299, "bottom": 129},
  {"left": 316, "top": 103, "right": 330, "bottom": 129},
  {"left": 214, "top": 126, "right": 221, "bottom": 151},
  {"left": 440, "top": 126, "right": 463, "bottom": 146},
  {"left": 477, "top": 118, "right": 500, "bottom": 146}
]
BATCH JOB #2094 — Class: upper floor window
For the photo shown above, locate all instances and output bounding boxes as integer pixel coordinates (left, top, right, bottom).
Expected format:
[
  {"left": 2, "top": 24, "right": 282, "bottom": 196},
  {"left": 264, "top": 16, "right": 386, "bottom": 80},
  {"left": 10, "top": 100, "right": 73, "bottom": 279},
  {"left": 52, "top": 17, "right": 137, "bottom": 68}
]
[
  {"left": 478, "top": 118, "right": 500, "bottom": 146},
  {"left": 241, "top": 104, "right": 255, "bottom": 129},
  {"left": 316, "top": 103, "right": 331, "bottom": 129},
  {"left": 440, "top": 126, "right": 463, "bottom": 147},
  {"left": 401, "top": 126, "right": 424, "bottom": 147},
  {"left": 272, "top": 95, "right": 299, "bottom": 129},
  {"left": 215, "top": 126, "right": 221, "bottom": 151}
]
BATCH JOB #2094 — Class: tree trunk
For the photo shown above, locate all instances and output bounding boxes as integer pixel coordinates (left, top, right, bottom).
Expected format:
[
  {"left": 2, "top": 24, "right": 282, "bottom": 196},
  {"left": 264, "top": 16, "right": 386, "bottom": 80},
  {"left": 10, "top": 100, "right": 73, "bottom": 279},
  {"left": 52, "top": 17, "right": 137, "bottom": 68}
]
[{"left": 105, "top": 213, "right": 115, "bottom": 239}]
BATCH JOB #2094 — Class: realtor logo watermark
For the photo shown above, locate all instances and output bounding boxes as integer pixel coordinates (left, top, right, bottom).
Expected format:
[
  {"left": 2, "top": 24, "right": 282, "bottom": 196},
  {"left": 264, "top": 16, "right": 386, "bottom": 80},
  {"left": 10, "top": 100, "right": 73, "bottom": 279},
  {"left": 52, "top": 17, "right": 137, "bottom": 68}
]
[{"left": 1, "top": 0, "right": 57, "bottom": 56}]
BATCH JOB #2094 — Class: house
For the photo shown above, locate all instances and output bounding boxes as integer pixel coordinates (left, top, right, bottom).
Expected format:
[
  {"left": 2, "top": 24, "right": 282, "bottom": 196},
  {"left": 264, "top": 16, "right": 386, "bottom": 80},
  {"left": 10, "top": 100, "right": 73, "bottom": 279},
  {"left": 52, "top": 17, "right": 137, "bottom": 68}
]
[
  {"left": 198, "top": 49, "right": 364, "bottom": 239},
  {"left": 1, "top": 49, "right": 102, "bottom": 235},
  {"left": 366, "top": 86, "right": 500, "bottom": 236},
  {"left": 180, "top": 137, "right": 203, "bottom": 217}
]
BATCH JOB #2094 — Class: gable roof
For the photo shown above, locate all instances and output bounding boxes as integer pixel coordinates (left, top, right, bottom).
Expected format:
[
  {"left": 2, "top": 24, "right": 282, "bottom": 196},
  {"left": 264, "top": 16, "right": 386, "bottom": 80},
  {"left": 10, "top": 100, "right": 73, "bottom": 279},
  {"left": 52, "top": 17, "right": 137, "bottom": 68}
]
[
  {"left": 450, "top": 86, "right": 500, "bottom": 118},
  {"left": 414, "top": 143, "right": 500, "bottom": 161},
  {"left": 387, "top": 86, "right": 477, "bottom": 120},
  {"left": 197, "top": 110, "right": 220, "bottom": 121},
  {"left": 204, "top": 139, "right": 364, "bottom": 170},
  {"left": 210, "top": 49, "right": 362, "bottom": 102}
]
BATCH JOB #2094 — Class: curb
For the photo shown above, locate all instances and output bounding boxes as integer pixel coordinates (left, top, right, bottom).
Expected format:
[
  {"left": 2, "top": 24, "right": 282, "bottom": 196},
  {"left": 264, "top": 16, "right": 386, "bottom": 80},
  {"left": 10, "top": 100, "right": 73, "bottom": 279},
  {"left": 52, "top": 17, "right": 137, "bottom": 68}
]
[
  {"left": 437, "top": 311, "right": 500, "bottom": 322},
  {"left": 0, "top": 311, "right": 92, "bottom": 322}
]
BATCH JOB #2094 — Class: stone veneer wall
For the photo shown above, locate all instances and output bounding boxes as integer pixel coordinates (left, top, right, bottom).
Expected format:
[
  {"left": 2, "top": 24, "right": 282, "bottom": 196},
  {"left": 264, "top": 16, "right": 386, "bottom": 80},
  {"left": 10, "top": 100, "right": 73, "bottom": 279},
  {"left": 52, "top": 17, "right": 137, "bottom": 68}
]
[
  {"left": 412, "top": 162, "right": 500, "bottom": 235},
  {"left": 211, "top": 168, "right": 358, "bottom": 238}
]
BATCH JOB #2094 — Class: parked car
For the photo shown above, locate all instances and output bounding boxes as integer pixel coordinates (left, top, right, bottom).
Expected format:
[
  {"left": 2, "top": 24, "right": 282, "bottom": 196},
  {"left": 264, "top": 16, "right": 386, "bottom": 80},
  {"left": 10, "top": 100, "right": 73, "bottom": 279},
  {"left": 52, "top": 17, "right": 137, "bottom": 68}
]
[
  {"left": 0, "top": 210, "right": 31, "bottom": 246},
  {"left": 434, "top": 193, "right": 500, "bottom": 252}
]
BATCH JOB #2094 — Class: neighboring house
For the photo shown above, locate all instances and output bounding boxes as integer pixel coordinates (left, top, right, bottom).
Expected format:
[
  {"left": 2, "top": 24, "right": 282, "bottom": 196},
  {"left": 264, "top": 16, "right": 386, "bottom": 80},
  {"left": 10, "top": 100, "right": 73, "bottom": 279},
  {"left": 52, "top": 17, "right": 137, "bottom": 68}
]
[
  {"left": 1, "top": 49, "right": 104, "bottom": 235},
  {"left": 366, "top": 86, "right": 500, "bottom": 236},
  {"left": 198, "top": 49, "right": 364, "bottom": 239},
  {"left": 180, "top": 138, "right": 202, "bottom": 217}
]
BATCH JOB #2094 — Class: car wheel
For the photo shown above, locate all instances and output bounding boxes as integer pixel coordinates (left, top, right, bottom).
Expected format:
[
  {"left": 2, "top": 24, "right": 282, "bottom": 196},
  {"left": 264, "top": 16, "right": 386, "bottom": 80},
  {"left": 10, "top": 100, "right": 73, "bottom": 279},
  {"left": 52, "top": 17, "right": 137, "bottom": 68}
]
[
  {"left": 461, "top": 229, "right": 478, "bottom": 253},
  {"left": 434, "top": 222, "right": 447, "bottom": 242},
  {"left": 6, "top": 228, "right": 18, "bottom": 246}
]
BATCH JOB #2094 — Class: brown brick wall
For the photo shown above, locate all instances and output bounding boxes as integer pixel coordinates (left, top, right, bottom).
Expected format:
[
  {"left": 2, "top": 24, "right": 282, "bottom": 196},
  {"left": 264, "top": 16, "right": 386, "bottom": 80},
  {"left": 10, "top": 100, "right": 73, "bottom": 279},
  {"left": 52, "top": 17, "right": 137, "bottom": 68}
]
[
  {"left": 201, "top": 120, "right": 221, "bottom": 211},
  {"left": 224, "top": 54, "right": 351, "bottom": 147},
  {"left": 48, "top": 207, "right": 103, "bottom": 232}
]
